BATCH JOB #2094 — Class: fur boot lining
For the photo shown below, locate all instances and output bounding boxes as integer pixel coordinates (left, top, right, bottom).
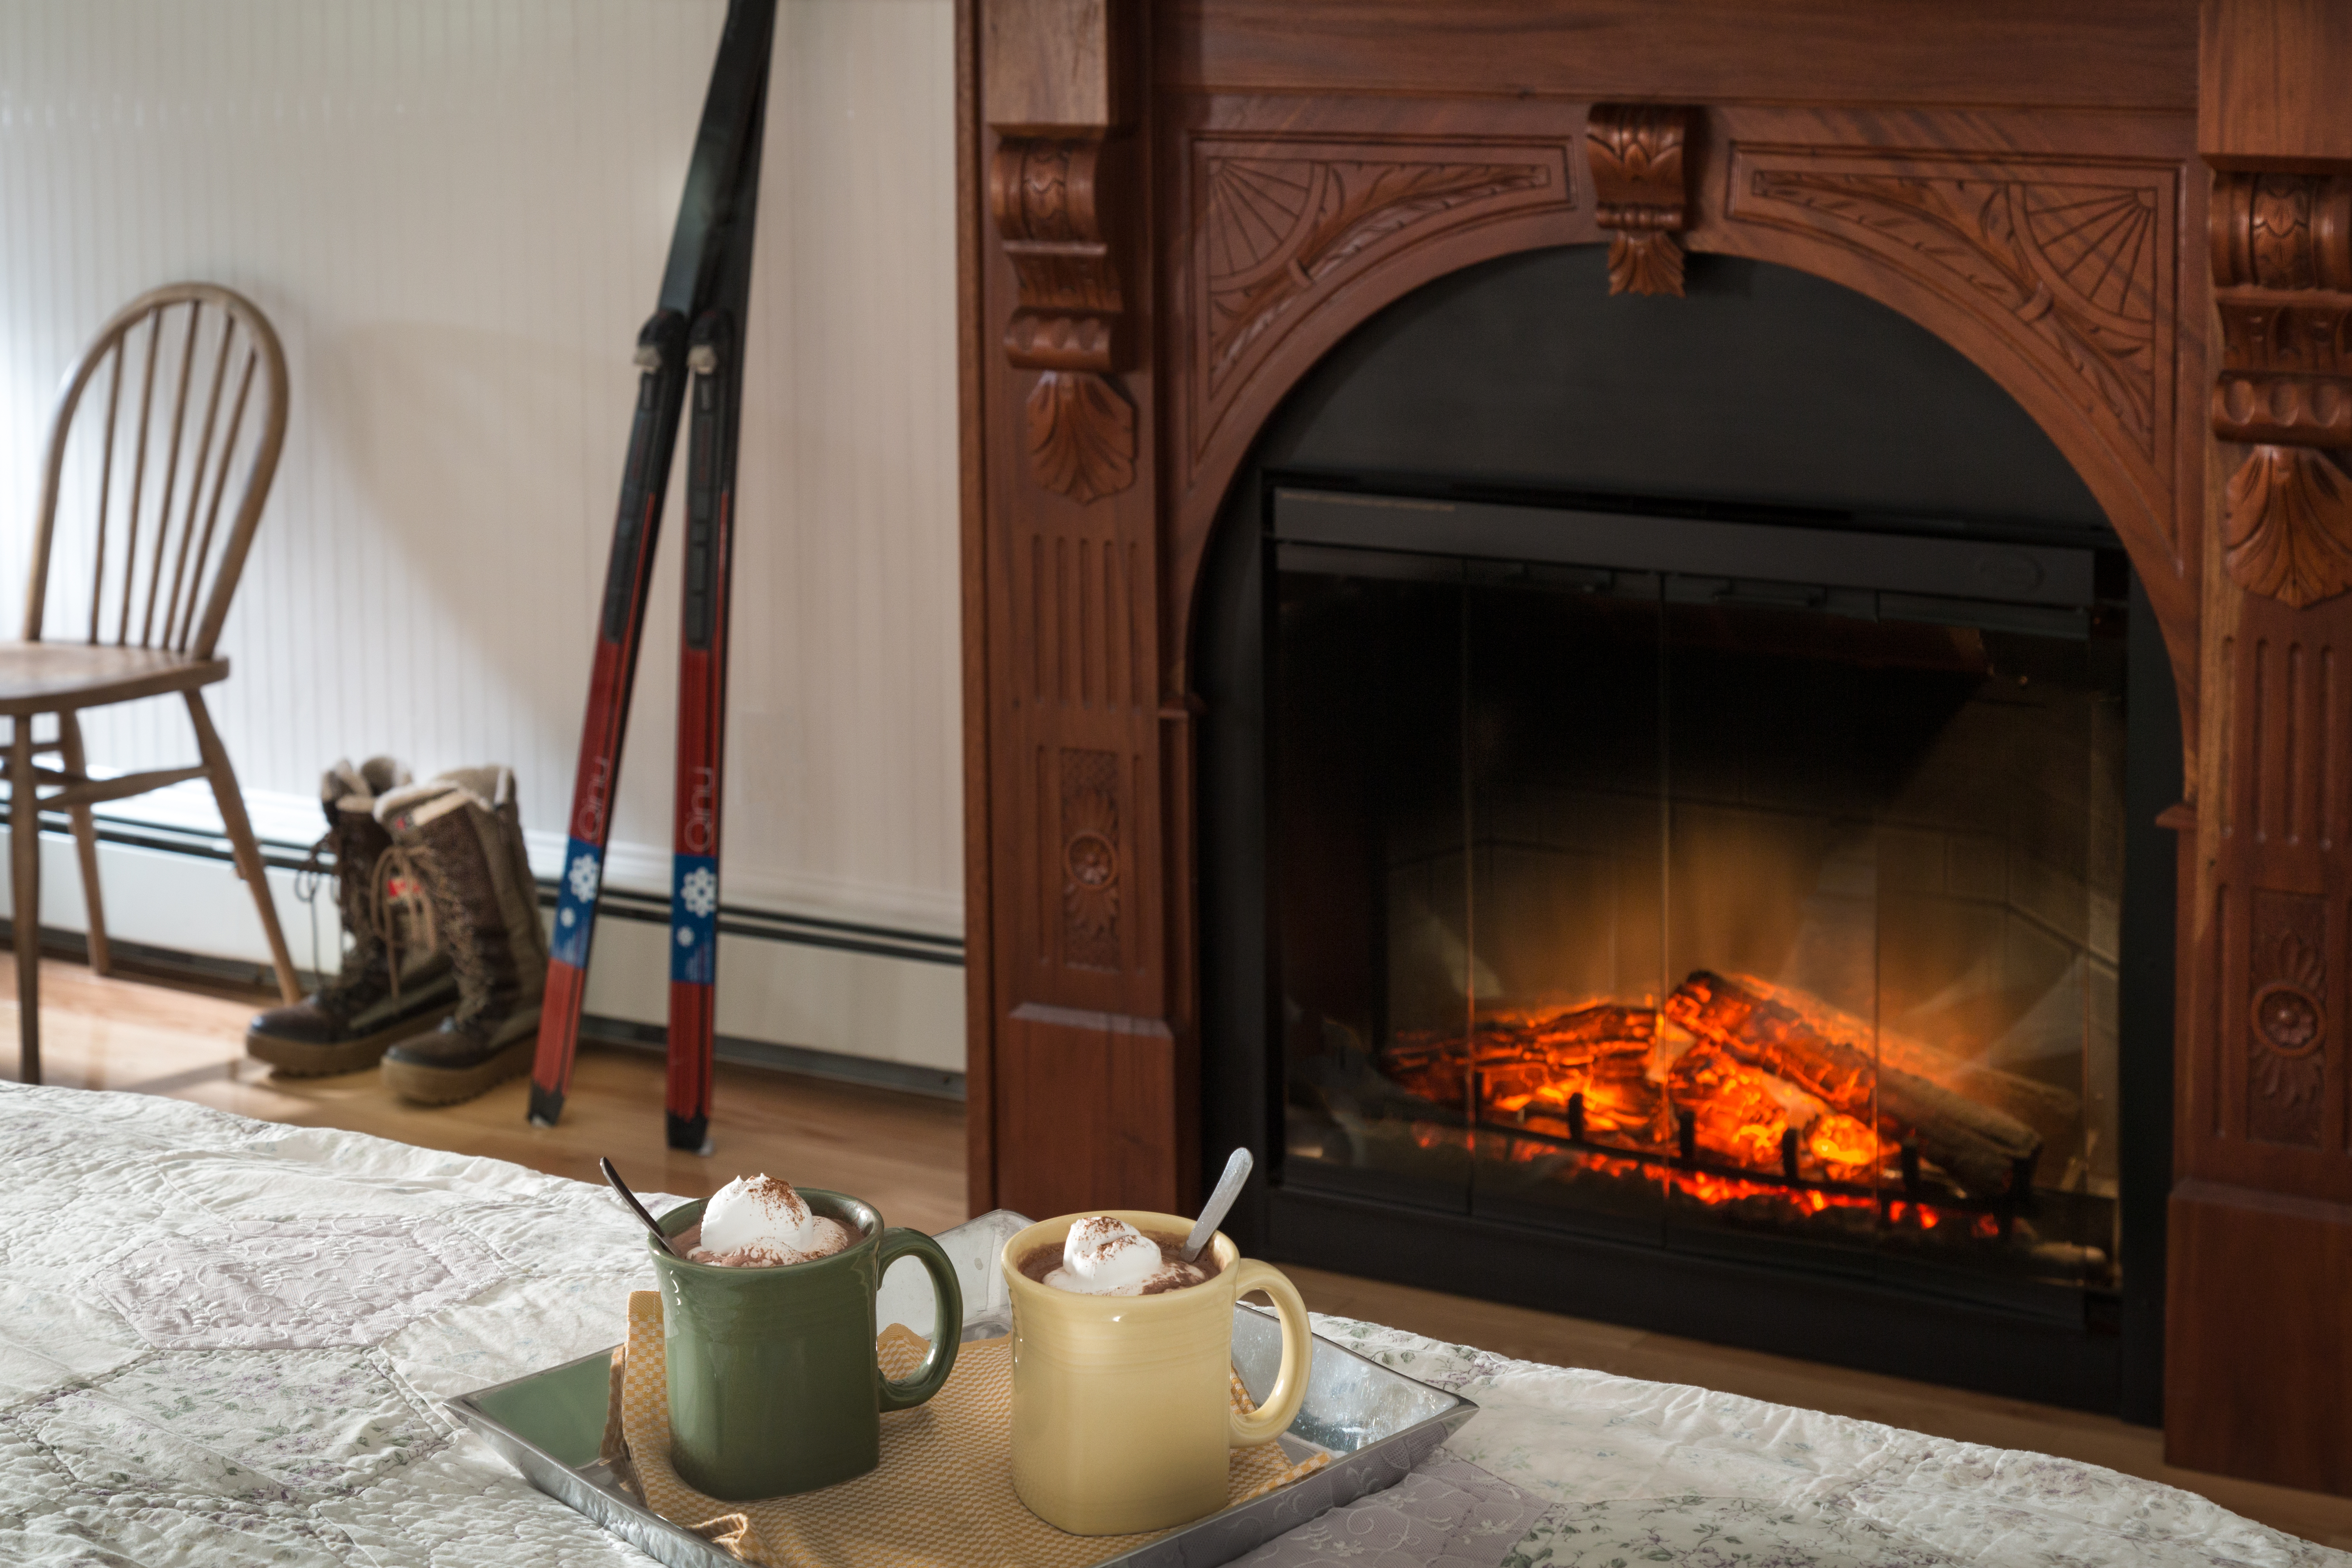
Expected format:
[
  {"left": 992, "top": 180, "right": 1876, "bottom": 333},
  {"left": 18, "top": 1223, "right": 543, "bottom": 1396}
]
[
  {"left": 375, "top": 766, "right": 515, "bottom": 829},
  {"left": 324, "top": 755, "right": 411, "bottom": 813}
]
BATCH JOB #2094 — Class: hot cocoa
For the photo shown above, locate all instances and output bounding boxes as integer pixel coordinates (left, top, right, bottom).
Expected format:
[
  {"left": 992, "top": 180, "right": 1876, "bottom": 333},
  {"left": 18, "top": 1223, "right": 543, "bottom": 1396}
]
[
  {"left": 1017, "top": 1215, "right": 1223, "bottom": 1296},
  {"left": 687, "top": 1174, "right": 852, "bottom": 1267}
]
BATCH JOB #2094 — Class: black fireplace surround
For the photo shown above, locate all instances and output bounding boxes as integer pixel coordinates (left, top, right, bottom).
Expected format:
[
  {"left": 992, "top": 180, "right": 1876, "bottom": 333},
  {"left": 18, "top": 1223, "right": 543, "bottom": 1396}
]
[{"left": 1197, "top": 247, "right": 2179, "bottom": 1421}]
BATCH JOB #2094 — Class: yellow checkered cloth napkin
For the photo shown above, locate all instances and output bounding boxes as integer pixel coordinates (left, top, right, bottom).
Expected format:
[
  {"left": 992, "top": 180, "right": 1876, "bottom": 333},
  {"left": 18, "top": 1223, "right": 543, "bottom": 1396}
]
[{"left": 605, "top": 1290, "right": 1328, "bottom": 1567}]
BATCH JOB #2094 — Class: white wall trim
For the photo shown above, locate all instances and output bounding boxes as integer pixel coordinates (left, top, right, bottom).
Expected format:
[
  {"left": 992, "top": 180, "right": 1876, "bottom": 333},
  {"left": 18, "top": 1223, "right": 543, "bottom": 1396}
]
[
  {"left": 8, "top": 780, "right": 968, "bottom": 1077},
  {"left": 91, "top": 777, "right": 966, "bottom": 938}
]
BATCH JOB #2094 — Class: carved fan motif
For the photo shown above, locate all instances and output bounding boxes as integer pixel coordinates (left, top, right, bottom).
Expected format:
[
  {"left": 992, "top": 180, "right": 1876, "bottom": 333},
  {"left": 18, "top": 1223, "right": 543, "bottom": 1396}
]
[
  {"left": 1740, "top": 167, "right": 2160, "bottom": 455},
  {"left": 2018, "top": 186, "right": 2158, "bottom": 321},
  {"left": 1204, "top": 159, "right": 1317, "bottom": 281},
  {"left": 1202, "top": 156, "right": 1554, "bottom": 393}
]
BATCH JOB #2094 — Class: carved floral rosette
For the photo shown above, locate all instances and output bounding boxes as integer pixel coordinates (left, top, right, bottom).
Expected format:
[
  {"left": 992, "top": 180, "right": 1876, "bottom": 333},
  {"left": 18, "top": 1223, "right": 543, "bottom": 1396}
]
[
  {"left": 2246, "top": 896, "right": 2328, "bottom": 1147},
  {"left": 1060, "top": 748, "right": 1122, "bottom": 971}
]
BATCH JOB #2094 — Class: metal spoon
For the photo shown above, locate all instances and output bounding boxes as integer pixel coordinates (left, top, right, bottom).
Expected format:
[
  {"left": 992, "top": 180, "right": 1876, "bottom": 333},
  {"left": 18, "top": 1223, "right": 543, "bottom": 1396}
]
[
  {"left": 600, "top": 1156, "right": 683, "bottom": 1259},
  {"left": 1180, "top": 1147, "right": 1254, "bottom": 1261}
]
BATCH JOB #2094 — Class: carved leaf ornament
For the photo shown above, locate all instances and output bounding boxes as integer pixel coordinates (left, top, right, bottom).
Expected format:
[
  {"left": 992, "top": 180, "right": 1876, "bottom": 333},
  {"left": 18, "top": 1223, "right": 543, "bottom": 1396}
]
[
  {"left": 1027, "top": 371, "right": 1136, "bottom": 506},
  {"left": 1588, "top": 105, "right": 1695, "bottom": 297},
  {"left": 2223, "top": 445, "right": 2352, "bottom": 608}
]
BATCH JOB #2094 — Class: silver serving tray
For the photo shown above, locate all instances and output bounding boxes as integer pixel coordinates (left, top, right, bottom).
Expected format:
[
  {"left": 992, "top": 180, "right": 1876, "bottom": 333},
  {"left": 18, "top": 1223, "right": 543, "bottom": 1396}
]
[{"left": 447, "top": 1209, "right": 1477, "bottom": 1568}]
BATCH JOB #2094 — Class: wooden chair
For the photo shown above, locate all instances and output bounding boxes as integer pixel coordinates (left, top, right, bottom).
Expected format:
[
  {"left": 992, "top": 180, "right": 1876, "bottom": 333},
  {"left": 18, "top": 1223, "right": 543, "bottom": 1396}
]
[{"left": 3, "top": 282, "right": 303, "bottom": 1083}]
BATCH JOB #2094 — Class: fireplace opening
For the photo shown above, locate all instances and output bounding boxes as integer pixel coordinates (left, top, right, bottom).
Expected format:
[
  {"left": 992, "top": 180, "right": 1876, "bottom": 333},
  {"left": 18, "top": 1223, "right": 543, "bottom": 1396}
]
[
  {"left": 1196, "top": 247, "right": 2178, "bottom": 1418},
  {"left": 1276, "top": 488, "right": 2127, "bottom": 1287}
]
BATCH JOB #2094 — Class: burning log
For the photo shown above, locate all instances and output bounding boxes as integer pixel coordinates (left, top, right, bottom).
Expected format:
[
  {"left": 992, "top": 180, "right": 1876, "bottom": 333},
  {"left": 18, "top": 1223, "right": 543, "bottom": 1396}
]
[
  {"left": 1465, "top": 1002, "right": 1658, "bottom": 1065},
  {"left": 1663, "top": 1045, "right": 1876, "bottom": 1180},
  {"left": 1669, "top": 1045, "right": 1797, "bottom": 1169},
  {"left": 1571, "top": 1049, "right": 1666, "bottom": 1132},
  {"left": 1384, "top": 1003, "right": 1651, "bottom": 1094},
  {"left": 1383, "top": 1002, "right": 1661, "bottom": 1131},
  {"left": 1665, "top": 971, "right": 2041, "bottom": 1197}
]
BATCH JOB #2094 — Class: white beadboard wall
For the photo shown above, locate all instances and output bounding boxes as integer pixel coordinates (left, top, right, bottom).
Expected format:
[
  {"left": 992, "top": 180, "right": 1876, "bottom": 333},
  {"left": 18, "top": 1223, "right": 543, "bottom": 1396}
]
[{"left": 0, "top": 1, "right": 966, "bottom": 1071}]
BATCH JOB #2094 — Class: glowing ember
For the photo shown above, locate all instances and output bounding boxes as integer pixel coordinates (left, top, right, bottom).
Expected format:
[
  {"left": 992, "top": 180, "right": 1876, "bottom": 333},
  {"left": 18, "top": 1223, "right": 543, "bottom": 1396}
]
[
  {"left": 1806, "top": 1113, "right": 1879, "bottom": 1177},
  {"left": 1672, "top": 1045, "right": 1798, "bottom": 1168}
]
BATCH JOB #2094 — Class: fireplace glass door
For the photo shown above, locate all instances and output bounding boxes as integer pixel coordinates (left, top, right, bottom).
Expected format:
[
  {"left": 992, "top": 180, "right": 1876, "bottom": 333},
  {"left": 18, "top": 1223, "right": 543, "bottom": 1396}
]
[{"left": 1272, "top": 488, "right": 2127, "bottom": 1302}]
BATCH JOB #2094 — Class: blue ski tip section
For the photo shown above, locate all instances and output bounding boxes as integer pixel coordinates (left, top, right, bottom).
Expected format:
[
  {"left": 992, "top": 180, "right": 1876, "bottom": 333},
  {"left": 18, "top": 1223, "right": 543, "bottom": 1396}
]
[
  {"left": 551, "top": 837, "right": 604, "bottom": 968},
  {"left": 670, "top": 853, "right": 719, "bottom": 984}
]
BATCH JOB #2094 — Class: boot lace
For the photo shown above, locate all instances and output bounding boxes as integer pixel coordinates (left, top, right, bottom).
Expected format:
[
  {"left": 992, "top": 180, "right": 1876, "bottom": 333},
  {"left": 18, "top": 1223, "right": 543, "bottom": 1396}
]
[
  {"left": 374, "top": 844, "right": 493, "bottom": 1022},
  {"left": 292, "top": 829, "right": 338, "bottom": 999},
  {"left": 296, "top": 827, "right": 390, "bottom": 1013},
  {"left": 365, "top": 844, "right": 439, "bottom": 1001},
  {"left": 292, "top": 829, "right": 335, "bottom": 910}
]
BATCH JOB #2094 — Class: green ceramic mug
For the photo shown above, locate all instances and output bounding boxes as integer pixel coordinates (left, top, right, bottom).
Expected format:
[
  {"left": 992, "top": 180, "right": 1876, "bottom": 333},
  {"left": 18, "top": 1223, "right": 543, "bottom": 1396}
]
[{"left": 649, "top": 1189, "right": 962, "bottom": 1499}]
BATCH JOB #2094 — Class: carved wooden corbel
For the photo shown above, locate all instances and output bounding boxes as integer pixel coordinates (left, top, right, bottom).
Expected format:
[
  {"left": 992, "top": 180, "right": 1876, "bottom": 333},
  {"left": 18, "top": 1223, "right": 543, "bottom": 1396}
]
[
  {"left": 2212, "top": 170, "right": 2352, "bottom": 608},
  {"left": 991, "top": 137, "right": 1134, "bottom": 503},
  {"left": 1587, "top": 105, "right": 1695, "bottom": 297},
  {"left": 983, "top": 0, "right": 1135, "bottom": 504}
]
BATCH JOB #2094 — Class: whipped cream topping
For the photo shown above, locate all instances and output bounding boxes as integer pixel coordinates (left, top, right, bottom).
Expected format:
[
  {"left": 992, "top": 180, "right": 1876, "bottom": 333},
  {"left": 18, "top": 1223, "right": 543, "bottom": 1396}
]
[
  {"left": 689, "top": 1174, "right": 852, "bottom": 1267},
  {"left": 1042, "top": 1215, "right": 1209, "bottom": 1296}
]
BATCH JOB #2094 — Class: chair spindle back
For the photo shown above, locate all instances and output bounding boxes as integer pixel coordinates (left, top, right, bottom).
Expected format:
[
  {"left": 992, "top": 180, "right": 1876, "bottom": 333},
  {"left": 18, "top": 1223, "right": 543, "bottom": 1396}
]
[{"left": 24, "top": 283, "right": 289, "bottom": 661}]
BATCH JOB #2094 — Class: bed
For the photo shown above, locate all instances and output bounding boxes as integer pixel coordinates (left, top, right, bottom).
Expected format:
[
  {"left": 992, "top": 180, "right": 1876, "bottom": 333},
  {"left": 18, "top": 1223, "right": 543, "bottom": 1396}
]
[{"left": 0, "top": 1082, "right": 2334, "bottom": 1567}]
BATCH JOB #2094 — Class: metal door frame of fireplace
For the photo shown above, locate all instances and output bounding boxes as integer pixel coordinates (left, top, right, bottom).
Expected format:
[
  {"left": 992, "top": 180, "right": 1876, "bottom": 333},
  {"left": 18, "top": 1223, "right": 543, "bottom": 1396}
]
[{"left": 1198, "top": 469, "right": 2180, "bottom": 1421}]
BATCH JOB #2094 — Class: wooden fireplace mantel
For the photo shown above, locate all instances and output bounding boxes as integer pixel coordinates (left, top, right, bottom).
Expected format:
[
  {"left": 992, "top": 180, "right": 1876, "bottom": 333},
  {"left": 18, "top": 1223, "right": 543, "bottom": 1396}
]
[{"left": 956, "top": 0, "right": 2352, "bottom": 1493}]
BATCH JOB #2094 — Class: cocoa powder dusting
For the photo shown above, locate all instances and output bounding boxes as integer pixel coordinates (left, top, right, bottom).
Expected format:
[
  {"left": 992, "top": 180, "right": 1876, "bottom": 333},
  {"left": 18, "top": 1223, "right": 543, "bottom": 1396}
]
[{"left": 1018, "top": 1229, "right": 1222, "bottom": 1294}]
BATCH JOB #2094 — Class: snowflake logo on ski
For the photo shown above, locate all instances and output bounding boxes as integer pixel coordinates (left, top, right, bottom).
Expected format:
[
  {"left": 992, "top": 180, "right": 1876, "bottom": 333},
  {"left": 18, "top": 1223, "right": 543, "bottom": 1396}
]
[
  {"left": 567, "top": 851, "right": 601, "bottom": 903},
  {"left": 680, "top": 866, "right": 718, "bottom": 918}
]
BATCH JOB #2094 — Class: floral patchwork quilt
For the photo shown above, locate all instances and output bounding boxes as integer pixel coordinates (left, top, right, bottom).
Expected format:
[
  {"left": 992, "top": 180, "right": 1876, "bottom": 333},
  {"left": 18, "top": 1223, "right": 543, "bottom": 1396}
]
[{"left": 0, "top": 1083, "right": 2335, "bottom": 1567}]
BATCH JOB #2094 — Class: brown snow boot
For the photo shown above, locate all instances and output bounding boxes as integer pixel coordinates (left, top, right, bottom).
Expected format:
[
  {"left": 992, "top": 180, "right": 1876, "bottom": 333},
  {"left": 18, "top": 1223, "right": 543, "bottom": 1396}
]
[
  {"left": 245, "top": 758, "right": 458, "bottom": 1075},
  {"left": 376, "top": 767, "right": 549, "bottom": 1106}
]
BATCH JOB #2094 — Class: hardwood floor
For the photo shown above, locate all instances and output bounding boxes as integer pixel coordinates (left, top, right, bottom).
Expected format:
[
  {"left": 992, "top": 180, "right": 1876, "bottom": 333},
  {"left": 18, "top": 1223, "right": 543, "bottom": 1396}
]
[
  {"left": 7, "top": 956, "right": 2349, "bottom": 1548},
  {"left": 0, "top": 956, "right": 967, "bottom": 1235}
]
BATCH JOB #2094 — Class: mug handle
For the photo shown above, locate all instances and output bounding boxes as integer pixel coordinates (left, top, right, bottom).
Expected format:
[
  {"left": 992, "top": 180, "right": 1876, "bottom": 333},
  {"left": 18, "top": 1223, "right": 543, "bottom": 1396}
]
[
  {"left": 873, "top": 1227, "right": 964, "bottom": 1412},
  {"left": 1226, "top": 1258, "right": 1312, "bottom": 1447}
]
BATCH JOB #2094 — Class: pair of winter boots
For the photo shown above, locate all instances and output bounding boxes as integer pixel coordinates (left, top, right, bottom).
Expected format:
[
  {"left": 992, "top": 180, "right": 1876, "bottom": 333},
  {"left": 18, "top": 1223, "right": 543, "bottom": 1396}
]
[{"left": 245, "top": 759, "right": 548, "bottom": 1106}]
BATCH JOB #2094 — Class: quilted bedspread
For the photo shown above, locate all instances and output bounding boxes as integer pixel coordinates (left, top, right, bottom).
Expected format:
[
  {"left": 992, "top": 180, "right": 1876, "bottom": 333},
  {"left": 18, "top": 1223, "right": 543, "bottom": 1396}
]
[{"left": 0, "top": 1082, "right": 2337, "bottom": 1568}]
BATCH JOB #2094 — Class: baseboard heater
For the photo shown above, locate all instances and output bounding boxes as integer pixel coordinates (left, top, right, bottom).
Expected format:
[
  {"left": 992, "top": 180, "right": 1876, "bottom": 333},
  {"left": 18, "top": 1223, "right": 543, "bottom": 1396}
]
[{"left": 0, "top": 809, "right": 967, "bottom": 1101}]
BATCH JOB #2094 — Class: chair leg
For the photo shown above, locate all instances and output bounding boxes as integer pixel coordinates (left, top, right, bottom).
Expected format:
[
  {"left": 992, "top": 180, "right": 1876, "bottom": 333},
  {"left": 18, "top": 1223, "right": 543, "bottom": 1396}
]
[
  {"left": 183, "top": 692, "right": 302, "bottom": 1005},
  {"left": 10, "top": 717, "right": 40, "bottom": 1085},
  {"left": 56, "top": 712, "right": 110, "bottom": 978}
]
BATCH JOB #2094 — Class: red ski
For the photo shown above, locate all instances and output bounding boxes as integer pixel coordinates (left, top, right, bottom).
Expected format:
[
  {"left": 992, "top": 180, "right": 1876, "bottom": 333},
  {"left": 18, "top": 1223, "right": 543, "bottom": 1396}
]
[
  {"left": 664, "top": 303, "right": 746, "bottom": 1153},
  {"left": 530, "top": 0, "right": 773, "bottom": 1143}
]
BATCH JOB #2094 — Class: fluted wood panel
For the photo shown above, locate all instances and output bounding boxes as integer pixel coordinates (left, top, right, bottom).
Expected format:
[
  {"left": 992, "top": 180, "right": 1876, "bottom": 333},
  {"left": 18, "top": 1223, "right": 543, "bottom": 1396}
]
[{"left": 0, "top": 0, "right": 963, "bottom": 944}]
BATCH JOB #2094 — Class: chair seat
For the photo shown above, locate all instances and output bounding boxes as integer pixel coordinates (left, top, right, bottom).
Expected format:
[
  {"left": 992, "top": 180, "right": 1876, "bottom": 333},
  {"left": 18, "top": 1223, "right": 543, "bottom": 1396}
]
[{"left": 0, "top": 643, "right": 227, "bottom": 715}]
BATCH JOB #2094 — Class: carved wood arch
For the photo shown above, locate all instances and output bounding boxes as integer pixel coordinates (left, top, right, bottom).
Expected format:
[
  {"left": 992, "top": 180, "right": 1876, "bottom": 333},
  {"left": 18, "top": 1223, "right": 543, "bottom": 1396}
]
[{"left": 1167, "top": 141, "right": 2198, "bottom": 763}]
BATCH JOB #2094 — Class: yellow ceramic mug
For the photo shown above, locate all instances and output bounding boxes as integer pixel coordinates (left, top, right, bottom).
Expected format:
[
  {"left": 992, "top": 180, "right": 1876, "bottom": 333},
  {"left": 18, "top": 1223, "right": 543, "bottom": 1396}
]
[{"left": 1001, "top": 1210, "right": 1312, "bottom": 1536}]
